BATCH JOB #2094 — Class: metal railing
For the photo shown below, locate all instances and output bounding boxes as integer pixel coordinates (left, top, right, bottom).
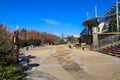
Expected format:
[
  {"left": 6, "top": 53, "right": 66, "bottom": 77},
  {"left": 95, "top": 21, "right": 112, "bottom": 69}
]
[{"left": 98, "top": 34, "right": 120, "bottom": 49}]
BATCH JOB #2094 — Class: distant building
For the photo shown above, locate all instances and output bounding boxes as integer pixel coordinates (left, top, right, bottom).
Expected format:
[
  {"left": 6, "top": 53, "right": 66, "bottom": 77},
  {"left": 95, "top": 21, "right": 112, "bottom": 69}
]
[{"left": 73, "top": 34, "right": 80, "bottom": 43}]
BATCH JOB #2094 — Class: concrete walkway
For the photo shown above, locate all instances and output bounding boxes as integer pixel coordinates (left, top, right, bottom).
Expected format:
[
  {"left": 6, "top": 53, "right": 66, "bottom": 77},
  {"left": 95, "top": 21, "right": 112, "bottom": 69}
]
[
  {"left": 22, "top": 45, "right": 120, "bottom": 80},
  {"left": 72, "top": 48, "right": 120, "bottom": 80}
]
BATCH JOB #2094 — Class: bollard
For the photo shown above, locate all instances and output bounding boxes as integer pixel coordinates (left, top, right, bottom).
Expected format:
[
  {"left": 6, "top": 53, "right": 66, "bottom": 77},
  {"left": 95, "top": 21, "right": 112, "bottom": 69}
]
[{"left": 82, "top": 47, "right": 84, "bottom": 50}]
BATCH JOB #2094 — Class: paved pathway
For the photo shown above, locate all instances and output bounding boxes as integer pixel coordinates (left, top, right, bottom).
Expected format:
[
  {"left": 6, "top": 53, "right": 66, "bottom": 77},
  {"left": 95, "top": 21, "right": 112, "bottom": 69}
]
[
  {"left": 22, "top": 45, "right": 120, "bottom": 80},
  {"left": 72, "top": 48, "right": 120, "bottom": 80}
]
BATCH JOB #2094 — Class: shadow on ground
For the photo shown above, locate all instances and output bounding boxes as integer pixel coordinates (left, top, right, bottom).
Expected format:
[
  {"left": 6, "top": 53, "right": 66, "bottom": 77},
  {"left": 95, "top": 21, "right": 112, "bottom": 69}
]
[
  {"left": 28, "top": 63, "right": 39, "bottom": 67},
  {"left": 26, "top": 71, "right": 58, "bottom": 80},
  {"left": 19, "top": 53, "right": 58, "bottom": 80},
  {"left": 19, "top": 53, "right": 40, "bottom": 74}
]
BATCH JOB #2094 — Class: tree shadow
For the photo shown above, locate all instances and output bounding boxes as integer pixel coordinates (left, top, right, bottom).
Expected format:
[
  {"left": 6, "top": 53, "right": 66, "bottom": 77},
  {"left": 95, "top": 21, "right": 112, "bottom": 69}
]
[
  {"left": 19, "top": 54, "right": 36, "bottom": 59},
  {"left": 19, "top": 55, "right": 36, "bottom": 64},
  {"left": 19, "top": 54, "right": 39, "bottom": 74},
  {"left": 28, "top": 63, "right": 39, "bottom": 67},
  {"left": 21, "top": 63, "right": 40, "bottom": 72}
]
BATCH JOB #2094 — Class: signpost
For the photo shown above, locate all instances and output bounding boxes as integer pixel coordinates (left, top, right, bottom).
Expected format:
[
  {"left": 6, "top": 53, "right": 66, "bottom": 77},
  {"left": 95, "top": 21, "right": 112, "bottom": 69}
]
[{"left": 13, "top": 25, "right": 20, "bottom": 64}]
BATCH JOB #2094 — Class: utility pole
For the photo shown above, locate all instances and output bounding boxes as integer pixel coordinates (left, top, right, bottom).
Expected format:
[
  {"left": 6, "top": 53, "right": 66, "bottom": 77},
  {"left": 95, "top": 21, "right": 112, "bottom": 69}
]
[
  {"left": 61, "top": 33, "right": 64, "bottom": 44},
  {"left": 95, "top": 6, "right": 98, "bottom": 18},
  {"left": 116, "top": 0, "right": 119, "bottom": 32},
  {"left": 86, "top": 12, "right": 89, "bottom": 20},
  {"left": 86, "top": 12, "right": 89, "bottom": 35}
]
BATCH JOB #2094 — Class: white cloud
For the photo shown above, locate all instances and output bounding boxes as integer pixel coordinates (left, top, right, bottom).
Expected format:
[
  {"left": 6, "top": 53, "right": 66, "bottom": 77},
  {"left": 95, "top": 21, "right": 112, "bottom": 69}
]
[{"left": 42, "top": 18, "right": 61, "bottom": 25}]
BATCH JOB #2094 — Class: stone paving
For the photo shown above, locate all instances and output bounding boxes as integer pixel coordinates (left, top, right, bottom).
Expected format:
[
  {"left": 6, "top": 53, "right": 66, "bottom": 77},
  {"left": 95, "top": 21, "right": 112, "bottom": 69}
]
[
  {"left": 22, "top": 45, "right": 120, "bottom": 80},
  {"left": 72, "top": 48, "right": 120, "bottom": 80}
]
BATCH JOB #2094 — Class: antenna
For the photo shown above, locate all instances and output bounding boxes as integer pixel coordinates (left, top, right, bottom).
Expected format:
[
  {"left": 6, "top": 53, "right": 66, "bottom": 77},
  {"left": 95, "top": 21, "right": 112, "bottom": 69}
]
[
  {"left": 95, "top": 6, "right": 98, "bottom": 18},
  {"left": 86, "top": 12, "right": 89, "bottom": 20}
]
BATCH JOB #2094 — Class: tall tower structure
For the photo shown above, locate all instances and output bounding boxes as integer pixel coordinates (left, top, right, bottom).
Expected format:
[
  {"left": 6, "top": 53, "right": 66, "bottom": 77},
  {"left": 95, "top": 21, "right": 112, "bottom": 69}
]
[{"left": 95, "top": 6, "right": 98, "bottom": 18}]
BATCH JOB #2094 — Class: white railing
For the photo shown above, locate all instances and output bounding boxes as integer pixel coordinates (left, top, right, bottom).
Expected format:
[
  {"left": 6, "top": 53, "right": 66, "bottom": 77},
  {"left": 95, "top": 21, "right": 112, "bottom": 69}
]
[{"left": 98, "top": 34, "right": 120, "bottom": 48}]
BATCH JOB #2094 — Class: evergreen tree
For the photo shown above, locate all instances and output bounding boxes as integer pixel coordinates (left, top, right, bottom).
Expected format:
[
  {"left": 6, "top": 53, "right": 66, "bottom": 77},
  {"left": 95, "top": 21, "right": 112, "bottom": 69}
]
[
  {"left": 108, "top": 15, "right": 120, "bottom": 32},
  {"left": 108, "top": 15, "right": 117, "bottom": 32}
]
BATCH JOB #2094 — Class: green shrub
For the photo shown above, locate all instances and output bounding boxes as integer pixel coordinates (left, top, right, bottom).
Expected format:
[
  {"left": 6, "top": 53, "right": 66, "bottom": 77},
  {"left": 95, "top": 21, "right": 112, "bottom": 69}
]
[
  {"left": 0, "top": 65, "right": 27, "bottom": 80},
  {"left": 0, "top": 51, "right": 27, "bottom": 80}
]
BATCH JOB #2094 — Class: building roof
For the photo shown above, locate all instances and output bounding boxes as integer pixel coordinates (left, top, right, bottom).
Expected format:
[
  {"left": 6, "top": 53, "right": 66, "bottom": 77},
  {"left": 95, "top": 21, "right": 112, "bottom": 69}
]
[
  {"left": 102, "top": 1, "right": 120, "bottom": 18},
  {"left": 82, "top": 18, "right": 98, "bottom": 27},
  {"left": 82, "top": 1, "right": 120, "bottom": 28}
]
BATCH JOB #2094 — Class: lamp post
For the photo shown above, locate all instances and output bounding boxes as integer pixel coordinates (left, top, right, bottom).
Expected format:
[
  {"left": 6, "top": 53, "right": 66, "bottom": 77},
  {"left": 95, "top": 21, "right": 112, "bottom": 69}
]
[{"left": 13, "top": 25, "right": 20, "bottom": 64}]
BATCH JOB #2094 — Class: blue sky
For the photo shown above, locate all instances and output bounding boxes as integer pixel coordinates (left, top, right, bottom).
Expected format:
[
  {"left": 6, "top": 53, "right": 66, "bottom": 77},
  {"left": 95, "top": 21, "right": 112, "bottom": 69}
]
[{"left": 0, "top": 0, "right": 117, "bottom": 36}]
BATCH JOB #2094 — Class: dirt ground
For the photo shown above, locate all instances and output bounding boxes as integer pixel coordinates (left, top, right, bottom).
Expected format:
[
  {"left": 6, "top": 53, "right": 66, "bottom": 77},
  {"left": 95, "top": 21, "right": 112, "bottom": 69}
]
[{"left": 20, "top": 45, "right": 120, "bottom": 80}]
